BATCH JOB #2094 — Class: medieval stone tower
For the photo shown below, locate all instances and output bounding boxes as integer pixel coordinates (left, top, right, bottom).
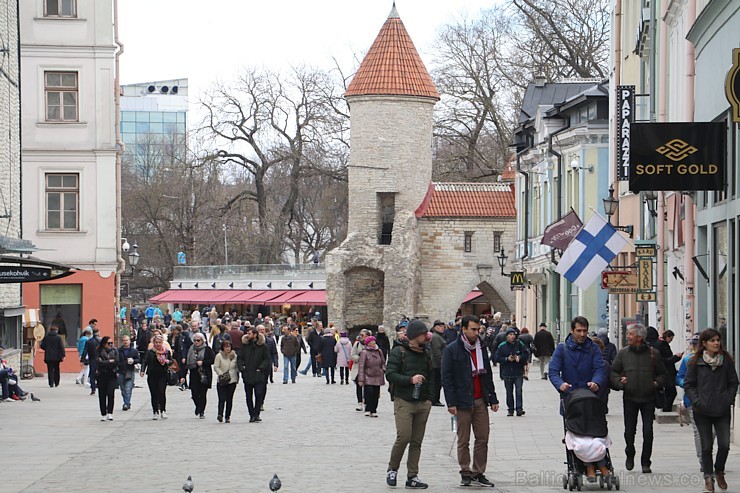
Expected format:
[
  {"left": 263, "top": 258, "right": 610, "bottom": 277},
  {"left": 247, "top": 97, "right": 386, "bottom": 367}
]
[{"left": 326, "top": 5, "right": 440, "bottom": 331}]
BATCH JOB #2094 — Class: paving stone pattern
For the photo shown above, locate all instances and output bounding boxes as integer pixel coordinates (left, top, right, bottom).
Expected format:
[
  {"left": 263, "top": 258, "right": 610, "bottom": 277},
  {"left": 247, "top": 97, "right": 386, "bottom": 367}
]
[{"left": 1, "top": 361, "right": 726, "bottom": 492}]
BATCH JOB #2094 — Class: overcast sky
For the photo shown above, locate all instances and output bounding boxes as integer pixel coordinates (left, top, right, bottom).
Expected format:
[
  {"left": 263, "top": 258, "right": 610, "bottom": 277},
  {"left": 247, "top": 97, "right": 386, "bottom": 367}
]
[{"left": 118, "top": 0, "right": 495, "bottom": 107}]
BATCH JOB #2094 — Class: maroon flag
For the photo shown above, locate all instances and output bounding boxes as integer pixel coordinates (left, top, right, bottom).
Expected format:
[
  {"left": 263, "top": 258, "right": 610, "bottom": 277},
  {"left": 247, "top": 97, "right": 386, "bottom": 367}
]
[{"left": 542, "top": 210, "right": 583, "bottom": 251}]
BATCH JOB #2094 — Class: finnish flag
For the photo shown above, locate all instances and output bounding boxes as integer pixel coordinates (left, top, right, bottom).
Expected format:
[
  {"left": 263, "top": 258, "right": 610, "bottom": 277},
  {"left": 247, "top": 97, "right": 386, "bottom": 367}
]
[{"left": 555, "top": 213, "right": 628, "bottom": 290}]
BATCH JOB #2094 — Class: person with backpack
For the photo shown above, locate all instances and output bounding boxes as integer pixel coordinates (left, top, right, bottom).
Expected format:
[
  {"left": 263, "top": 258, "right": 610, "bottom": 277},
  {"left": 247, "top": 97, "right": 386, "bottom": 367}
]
[
  {"left": 495, "top": 328, "right": 529, "bottom": 416},
  {"left": 609, "top": 324, "right": 668, "bottom": 474},
  {"left": 385, "top": 320, "right": 435, "bottom": 489},
  {"left": 81, "top": 326, "right": 102, "bottom": 395}
]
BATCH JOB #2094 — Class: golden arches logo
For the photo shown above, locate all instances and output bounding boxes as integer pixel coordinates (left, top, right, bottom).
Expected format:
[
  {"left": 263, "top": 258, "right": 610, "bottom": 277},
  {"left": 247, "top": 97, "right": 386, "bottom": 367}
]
[
  {"left": 656, "top": 139, "right": 698, "bottom": 162},
  {"left": 510, "top": 272, "right": 525, "bottom": 285}
]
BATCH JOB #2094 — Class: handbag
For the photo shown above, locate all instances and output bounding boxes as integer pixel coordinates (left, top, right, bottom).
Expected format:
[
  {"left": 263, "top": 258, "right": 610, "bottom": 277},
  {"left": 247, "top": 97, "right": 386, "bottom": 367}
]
[
  {"left": 198, "top": 366, "right": 210, "bottom": 385},
  {"left": 218, "top": 370, "right": 231, "bottom": 386},
  {"left": 166, "top": 367, "right": 179, "bottom": 386}
]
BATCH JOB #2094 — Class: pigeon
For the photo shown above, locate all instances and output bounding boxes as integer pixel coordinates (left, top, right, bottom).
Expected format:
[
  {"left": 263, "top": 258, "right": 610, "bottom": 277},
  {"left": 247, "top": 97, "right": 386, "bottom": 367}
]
[
  {"left": 182, "top": 475, "right": 194, "bottom": 493},
  {"left": 269, "top": 474, "right": 282, "bottom": 492},
  {"left": 30, "top": 393, "right": 41, "bottom": 402}
]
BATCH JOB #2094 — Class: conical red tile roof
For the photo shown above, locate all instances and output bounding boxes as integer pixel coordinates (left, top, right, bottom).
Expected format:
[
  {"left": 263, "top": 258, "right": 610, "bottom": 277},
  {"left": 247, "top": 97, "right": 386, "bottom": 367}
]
[{"left": 345, "top": 6, "right": 439, "bottom": 100}]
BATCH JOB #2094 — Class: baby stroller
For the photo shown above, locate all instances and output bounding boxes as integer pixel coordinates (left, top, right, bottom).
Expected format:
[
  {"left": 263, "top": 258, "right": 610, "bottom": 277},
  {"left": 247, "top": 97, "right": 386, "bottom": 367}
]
[{"left": 562, "top": 388, "right": 619, "bottom": 491}]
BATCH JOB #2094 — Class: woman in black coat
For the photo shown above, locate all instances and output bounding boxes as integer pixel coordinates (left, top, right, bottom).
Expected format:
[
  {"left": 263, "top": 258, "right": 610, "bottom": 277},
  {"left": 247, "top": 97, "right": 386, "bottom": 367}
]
[
  {"left": 95, "top": 336, "right": 119, "bottom": 421},
  {"left": 685, "top": 328, "right": 739, "bottom": 492},
  {"left": 319, "top": 330, "right": 338, "bottom": 384},
  {"left": 186, "top": 332, "right": 215, "bottom": 418},
  {"left": 140, "top": 334, "right": 173, "bottom": 420}
]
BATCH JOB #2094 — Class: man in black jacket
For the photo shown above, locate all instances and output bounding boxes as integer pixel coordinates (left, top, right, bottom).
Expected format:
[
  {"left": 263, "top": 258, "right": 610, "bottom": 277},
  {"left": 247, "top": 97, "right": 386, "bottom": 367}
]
[
  {"left": 610, "top": 324, "right": 668, "bottom": 473},
  {"left": 533, "top": 323, "right": 555, "bottom": 380},
  {"left": 653, "top": 329, "right": 682, "bottom": 412},
  {"left": 81, "top": 327, "right": 102, "bottom": 394},
  {"left": 40, "top": 325, "right": 66, "bottom": 388},
  {"left": 301, "top": 321, "right": 322, "bottom": 376},
  {"left": 237, "top": 328, "right": 271, "bottom": 422},
  {"left": 442, "top": 315, "right": 499, "bottom": 488}
]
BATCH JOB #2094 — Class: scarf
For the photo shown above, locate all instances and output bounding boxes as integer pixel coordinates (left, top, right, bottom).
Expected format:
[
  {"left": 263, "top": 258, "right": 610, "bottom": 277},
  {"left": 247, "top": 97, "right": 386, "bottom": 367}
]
[
  {"left": 187, "top": 342, "right": 206, "bottom": 369},
  {"left": 703, "top": 351, "right": 724, "bottom": 371},
  {"left": 462, "top": 335, "right": 486, "bottom": 378},
  {"left": 154, "top": 344, "right": 168, "bottom": 366},
  {"left": 220, "top": 349, "right": 236, "bottom": 360}
]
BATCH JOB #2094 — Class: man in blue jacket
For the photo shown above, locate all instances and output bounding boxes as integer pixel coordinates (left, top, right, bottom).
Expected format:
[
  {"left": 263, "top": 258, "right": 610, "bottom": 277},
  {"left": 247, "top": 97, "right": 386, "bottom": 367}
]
[
  {"left": 495, "top": 328, "right": 529, "bottom": 416},
  {"left": 442, "top": 315, "right": 499, "bottom": 488},
  {"left": 548, "top": 316, "right": 607, "bottom": 411}
]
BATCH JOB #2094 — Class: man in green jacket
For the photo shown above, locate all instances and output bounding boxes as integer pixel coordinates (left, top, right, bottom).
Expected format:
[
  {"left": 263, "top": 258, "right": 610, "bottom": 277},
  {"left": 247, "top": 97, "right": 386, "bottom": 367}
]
[
  {"left": 610, "top": 324, "right": 668, "bottom": 473},
  {"left": 385, "top": 320, "right": 435, "bottom": 490}
]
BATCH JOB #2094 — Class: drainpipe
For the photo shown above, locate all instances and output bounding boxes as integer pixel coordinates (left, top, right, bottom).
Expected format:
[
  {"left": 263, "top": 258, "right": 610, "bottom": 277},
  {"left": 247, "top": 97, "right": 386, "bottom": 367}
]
[
  {"left": 656, "top": 0, "right": 668, "bottom": 334},
  {"left": 548, "top": 118, "right": 571, "bottom": 323},
  {"left": 516, "top": 151, "right": 529, "bottom": 263},
  {"left": 113, "top": 0, "right": 125, "bottom": 342},
  {"left": 683, "top": 0, "right": 697, "bottom": 340}
]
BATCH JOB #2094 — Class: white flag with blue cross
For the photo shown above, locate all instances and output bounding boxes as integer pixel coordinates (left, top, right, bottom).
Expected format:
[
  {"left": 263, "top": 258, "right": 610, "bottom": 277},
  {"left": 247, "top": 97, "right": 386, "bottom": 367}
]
[{"left": 555, "top": 213, "right": 629, "bottom": 290}]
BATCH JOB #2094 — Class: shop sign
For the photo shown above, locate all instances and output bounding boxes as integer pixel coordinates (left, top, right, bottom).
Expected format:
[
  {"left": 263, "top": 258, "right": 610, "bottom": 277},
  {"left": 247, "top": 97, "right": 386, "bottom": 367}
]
[
  {"left": 0, "top": 266, "right": 51, "bottom": 283},
  {"left": 510, "top": 271, "right": 526, "bottom": 291},
  {"left": 727, "top": 48, "right": 740, "bottom": 123},
  {"left": 617, "top": 85, "right": 634, "bottom": 181},
  {"left": 635, "top": 243, "right": 657, "bottom": 257},
  {"left": 601, "top": 271, "right": 638, "bottom": 293},
  {"left": 630, "top": 122, "right": 726, "bottom": 192},
  {"left": 638, "top": 258, "right": 653, "bottom": 291},
  {"left": 636, "top": 292, "right": 656, "bottom": 302}
]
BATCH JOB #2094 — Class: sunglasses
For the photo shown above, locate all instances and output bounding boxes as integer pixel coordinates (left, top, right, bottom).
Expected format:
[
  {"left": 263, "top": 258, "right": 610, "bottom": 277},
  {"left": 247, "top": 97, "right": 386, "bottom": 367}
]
[{"left": 107, "top": 342, "right": 114, "bottom": 345}]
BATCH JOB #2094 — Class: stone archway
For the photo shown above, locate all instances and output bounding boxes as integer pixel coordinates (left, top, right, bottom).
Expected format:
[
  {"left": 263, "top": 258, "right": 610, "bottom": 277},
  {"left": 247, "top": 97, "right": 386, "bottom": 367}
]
[
  {"left": 344, "top": 267, "right": 384, "bottom": 328},
  {"left": 477, "top": 281, "right": 512, "bottom": 320}
]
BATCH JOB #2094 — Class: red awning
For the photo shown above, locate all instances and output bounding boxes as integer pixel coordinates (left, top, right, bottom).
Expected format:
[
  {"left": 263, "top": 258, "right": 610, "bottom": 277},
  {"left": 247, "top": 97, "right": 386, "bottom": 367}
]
[
  {"left": 462, "top": 291, "right": 484, "bottom": 303},
  {"left": 148, "top": 289, "right": 327, "bottom": 306}
]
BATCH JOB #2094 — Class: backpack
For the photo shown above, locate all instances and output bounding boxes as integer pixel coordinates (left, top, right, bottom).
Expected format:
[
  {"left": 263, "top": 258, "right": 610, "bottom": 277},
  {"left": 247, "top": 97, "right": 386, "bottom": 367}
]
[{"left": 387, "top": 346, "right": 432, "bottom": 401}]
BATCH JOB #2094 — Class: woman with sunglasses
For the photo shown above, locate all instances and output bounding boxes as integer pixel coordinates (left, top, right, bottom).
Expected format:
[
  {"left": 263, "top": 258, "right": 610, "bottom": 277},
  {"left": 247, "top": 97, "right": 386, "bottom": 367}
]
[
  {"left": 96, "top": 336, "right": 119, "bottom": 421},
  {"left": 140, "top": 334, "right": 173, "bottom": 420},
  {"left": 187, "top": 333, "right": 215, "bottom": 419}
]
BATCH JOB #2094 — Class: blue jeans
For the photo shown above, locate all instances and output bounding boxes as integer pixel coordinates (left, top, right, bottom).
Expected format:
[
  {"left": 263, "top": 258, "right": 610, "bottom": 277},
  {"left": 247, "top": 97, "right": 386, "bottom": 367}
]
[
  {"left": 118, "top": 372, "right": 135, "bottom": 406},
  {"left": 283, "top": 356, "right": 297, "bottom": 382},
  {"left": 504, "top": 376, "right": 523, "bottom": 412}
]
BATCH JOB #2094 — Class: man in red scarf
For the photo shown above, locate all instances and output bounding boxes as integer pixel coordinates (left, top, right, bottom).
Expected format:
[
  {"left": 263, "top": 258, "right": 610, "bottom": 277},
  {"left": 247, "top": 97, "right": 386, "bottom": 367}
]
[{"left": 442, "top": 315, "right": 499, "bottom": 488}]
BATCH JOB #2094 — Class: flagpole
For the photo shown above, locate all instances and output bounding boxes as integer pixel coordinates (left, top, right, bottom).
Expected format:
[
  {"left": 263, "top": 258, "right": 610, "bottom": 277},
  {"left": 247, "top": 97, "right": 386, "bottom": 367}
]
[{"left": 587, "top": 206, "right": 636, "bottom": 250}]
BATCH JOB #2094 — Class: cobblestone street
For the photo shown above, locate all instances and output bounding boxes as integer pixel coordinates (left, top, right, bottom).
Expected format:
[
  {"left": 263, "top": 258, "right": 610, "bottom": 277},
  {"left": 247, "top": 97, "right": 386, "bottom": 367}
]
[{"left": 1, "top": 361, "right": 730, "bottom": 492}]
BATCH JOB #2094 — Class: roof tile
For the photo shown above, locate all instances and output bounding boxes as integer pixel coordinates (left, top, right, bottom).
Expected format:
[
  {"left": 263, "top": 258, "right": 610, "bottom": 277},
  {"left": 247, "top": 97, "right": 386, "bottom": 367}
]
[
  {"left": 345, "top": 10, "right": 439, "bottom": 100},
  {"left": 415, "top": 183, "right": 516, "bottom": 218}
]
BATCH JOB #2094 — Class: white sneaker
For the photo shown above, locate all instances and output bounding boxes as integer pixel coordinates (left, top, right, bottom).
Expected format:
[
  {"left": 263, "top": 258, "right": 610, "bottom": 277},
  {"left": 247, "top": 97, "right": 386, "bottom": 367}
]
[
  {"left": 75, "top": 379, "right": 81, "bottom": 385},
  {"left": 153, "top": 413, "right": 159, "bottom": 420},
  {"left": 106, "top": 414, "right": 113, "bottom": 421},
  {"left": 365, "top": 412, "right": 371, "bottom": 416},
  {"left": 100, "top": 416, "right": 106, "bottom": 421},
  {"left": 160, "top": 412, "right": 167, "bottom": 419}
]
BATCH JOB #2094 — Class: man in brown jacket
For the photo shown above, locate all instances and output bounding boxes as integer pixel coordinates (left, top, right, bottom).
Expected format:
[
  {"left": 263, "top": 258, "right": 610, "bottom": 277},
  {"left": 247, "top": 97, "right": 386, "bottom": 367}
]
[{"left": 280, "top": 327, "right": 300, "bottom": 384}]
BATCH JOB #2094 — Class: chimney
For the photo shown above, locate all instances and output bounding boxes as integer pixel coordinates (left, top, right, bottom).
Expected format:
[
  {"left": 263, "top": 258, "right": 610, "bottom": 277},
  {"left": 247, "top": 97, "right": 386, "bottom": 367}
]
[{"left": 534, "top": 75, "right": 547, "bottom": 87}]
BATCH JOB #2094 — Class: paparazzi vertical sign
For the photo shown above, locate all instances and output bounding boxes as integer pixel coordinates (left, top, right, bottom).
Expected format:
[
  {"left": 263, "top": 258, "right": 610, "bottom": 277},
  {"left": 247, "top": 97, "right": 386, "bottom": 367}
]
[{"left": 617, "top": 86, "right": 634, "bottom": 181}]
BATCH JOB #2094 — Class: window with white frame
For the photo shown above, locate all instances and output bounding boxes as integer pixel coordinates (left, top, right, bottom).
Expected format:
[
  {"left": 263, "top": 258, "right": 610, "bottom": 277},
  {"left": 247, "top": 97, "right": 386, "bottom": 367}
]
[
  {"left": 44, "top": 0, "right": 76, "bottom": 17},
  {"left": 45, "top": 174, "right": 79, "bottom": 230},
  {"left": 45, "top": 72, "right": 78, "bottom": 122}
]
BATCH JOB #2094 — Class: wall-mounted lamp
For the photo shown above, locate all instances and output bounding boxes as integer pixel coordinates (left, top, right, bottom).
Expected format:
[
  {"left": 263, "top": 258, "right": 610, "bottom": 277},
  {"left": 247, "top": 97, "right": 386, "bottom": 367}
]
[
  {"left": 497, "top": 248, "right": 510, "bottom": 277},
  {"left": 602, "top": 185, "right": 634, "bottom": 238}
]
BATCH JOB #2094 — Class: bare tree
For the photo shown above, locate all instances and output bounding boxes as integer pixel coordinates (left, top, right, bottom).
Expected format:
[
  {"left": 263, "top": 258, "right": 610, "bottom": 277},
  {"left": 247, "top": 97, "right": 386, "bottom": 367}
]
[{"left": 200, "top": 66, "right": 348, "bottom": 264}]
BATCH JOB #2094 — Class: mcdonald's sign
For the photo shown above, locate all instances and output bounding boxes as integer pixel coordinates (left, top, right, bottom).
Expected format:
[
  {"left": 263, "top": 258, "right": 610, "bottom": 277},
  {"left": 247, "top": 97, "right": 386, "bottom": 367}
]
[{"left": 510, "top": 271, "right": 526, "bottom": 291}]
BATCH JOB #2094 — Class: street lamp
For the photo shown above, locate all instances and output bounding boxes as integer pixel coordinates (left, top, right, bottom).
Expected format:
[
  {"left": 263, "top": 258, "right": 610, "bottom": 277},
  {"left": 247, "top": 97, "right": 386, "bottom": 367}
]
[
  {"left": 602, "top": 185, "right": 634, "bottom": 238},
  {"left": 497, "top": 248, "right": 510, "bottom": 277},
  {"left": 644, "top": 190, "right": 658, "bottom": 217}
]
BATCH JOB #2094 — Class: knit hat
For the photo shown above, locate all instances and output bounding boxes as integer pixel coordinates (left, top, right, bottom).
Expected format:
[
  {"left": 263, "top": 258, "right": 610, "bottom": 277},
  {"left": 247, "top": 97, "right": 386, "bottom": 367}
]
[
  {"left": 406, "top": 320, "right": 429, "bottom": 340},
  {"left": 505, "top": 327, "right": 517, "bottom": 336},
  {"left": 364, "top": 336, "right": 376, "bottom": 346}
]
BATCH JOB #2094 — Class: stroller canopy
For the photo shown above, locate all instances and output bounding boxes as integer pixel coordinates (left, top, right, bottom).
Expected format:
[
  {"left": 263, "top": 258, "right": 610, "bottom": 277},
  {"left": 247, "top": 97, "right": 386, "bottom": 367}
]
[{"left": 563, "top": 388, "right": 608, "bottom": 438}]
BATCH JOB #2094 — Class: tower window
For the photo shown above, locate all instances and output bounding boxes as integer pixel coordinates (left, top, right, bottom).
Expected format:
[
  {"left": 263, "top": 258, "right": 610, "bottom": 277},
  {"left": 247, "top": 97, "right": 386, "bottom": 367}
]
[
  {"left": 464, "top": 231, "right": 474, "bottom": 253},
  {"left": 377, "top": 193, "right": 395, "bottom": 245},
  {"left": 493, "top": 232, "right": 501, "bottom": 253}
]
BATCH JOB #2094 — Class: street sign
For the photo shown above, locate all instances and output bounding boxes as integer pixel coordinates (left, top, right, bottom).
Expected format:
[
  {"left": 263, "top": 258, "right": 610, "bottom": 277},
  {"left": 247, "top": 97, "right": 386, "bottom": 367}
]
[
  {"left": 636, "top": 291, "right": 657, "bottom": 302},
  {"left": 601, "top": 271, "right": 639, "bottom": 293},
  {"left": 510, "top": 271, "right": 526, "bottom": 291},
  {"left": 638, "top": 258, "right": 653, "bottom": 291},
  {"left": 635, "top": 244, "right": 657, "bottom": 257},
  {"left": 0, "top": 266, "right": 52, "bottom": 283}
]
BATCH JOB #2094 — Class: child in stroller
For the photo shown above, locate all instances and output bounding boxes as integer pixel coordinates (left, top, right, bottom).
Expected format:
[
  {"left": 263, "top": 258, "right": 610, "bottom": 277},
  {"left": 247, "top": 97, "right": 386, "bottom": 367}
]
[{"left": 562, "top": 388, "right": 620, "bottom": 491}]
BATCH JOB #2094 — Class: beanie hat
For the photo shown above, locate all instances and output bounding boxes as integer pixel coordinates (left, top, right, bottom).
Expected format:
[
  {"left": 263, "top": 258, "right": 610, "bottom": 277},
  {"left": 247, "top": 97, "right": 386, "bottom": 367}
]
[
  {"left": 364, "top": 336, "right": 376, "bottom": 346},
  {"left": 406, "top": 320, "right": 429, "bottom": 340},
  {"left": 505, "top": 327, "right": 517, "bottom": 336}
]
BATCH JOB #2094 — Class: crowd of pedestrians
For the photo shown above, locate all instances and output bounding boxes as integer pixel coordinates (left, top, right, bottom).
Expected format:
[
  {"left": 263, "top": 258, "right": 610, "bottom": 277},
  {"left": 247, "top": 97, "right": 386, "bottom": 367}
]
[{"left": 26, "top": 304, "right": 736, "bottom": 493}]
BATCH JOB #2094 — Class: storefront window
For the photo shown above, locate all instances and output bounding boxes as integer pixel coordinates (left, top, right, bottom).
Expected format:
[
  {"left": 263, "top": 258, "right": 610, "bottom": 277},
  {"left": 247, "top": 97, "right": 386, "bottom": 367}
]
[
  {"left": 40, "top": 285, "right": 81, "bottom": 348},
  {"left": 714, "top": 223, "right": 728, "bottom": 345}
]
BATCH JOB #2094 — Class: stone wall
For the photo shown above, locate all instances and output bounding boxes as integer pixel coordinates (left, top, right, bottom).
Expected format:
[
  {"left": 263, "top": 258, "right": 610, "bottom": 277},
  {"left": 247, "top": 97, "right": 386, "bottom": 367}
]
[
  {"left": 416, "top": 217, "right": 517, "bottom": 324},
  {"left": 0, "top": 0, "right": 21, "bottom": 309},
  {"left": 343, "top": 267, "right": 384, "bottom": 327}
]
